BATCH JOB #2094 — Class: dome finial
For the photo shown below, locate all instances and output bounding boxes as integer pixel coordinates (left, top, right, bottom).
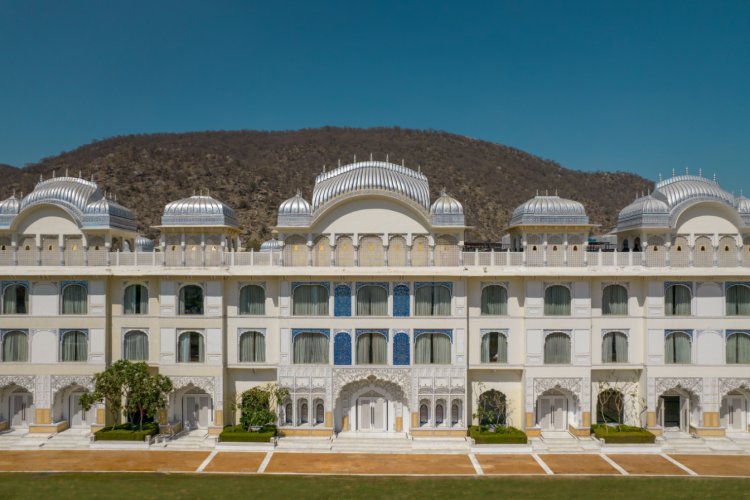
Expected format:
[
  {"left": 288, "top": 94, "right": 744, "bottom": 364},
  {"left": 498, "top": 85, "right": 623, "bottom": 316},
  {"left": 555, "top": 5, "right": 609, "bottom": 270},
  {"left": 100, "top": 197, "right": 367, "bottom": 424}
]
[
  {"left": 353, "top": 154, "right": 356, "bottom": 163},
  {"left": 672, "top": 168, "right": 675, "bottom": 177},
  {"left": 78, "top": 170, "right": 82, "bottom": 178},
  {"left": 52, "top": 169, "right": 55, "bottom": 178},
  {"left": 39, "top": 174, "right": 43, "bottom": 182},
  {"left": 698, "top": 167, "right": 702, "bottom": 177},
  {"left": 338, "top": 158, "right": 341, "bottom": 168},
  {"left": 685, "top": 166, "right": 689, "bottom": 175},
  {"left": 713, "top": 173, "right": 717, "bottom": 182},
  {"left": 65, "top": 168, "right": 68, "bottom": 177},
  {"left": 322, "top": 164, "right": 326, "bottom": 173},
  {"left": 402, "top": 159, "right": 405, "bottom": 167},
  {"left": 440, "top": 187, "right": 447, "bottom": 196},
  {"left": 296, "top": 189, "right": 301, "bottom": 197},
  {"left": 369, "top": 152, "right": 373, "bottom": 161},
  {"left": 658, "top": 172, "right": 662, "bottom": 182},
  {"left": 555, "top": 189, "right": 558, "bottom": 196},
  {"left": 386, "top": 154, "right": 389, "bottom": 162}
]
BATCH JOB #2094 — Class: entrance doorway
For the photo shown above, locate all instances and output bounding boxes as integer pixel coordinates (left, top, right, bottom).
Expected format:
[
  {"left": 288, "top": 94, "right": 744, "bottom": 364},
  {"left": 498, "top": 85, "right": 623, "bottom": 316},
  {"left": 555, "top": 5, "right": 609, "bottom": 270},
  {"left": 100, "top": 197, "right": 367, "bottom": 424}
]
[
  {"left": 538, "top": 395, "right": 567, "bottom": 430},
  {"left": 10, "top": 391, "right": 33, "bottom": 427},
  {"left": 722, "top": 394, "right": 747, "bottom": 432},
  {"left": 660, "top": 395, "right": 685, "bottom": 430},
  {"left": 357, "top": 396, "right": 387, "bottom": 431},
  {"left": 69, "top": 391, "right": 94, "bottom": 428},
  {"left": 184, "top": 394, "right": 210, "bottom": 429}
]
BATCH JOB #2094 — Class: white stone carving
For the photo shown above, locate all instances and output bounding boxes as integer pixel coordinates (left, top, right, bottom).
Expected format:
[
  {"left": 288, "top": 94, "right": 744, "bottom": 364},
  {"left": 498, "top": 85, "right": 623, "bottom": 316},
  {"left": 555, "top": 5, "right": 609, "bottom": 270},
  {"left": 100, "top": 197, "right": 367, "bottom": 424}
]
[
  {"left": 170, "top": 376, "right": 215, "bottom": 396},
  {"left": 655, "top": 377, "right": 703, "bottom": 397},
  {"left": 533, "top": 377, "right": 584, "bottom": 404},
  {"left": 51, "top": 374, "right": 94, "bottom": 394},
  {"left": 718, "top": 377, "right": 750, "bottom": 395},
  {"left": 0, "top": 375, "right": 35, "bottom": 394},
  {"left": 332, "top": 368, "right": 411, "bottom": 405}
]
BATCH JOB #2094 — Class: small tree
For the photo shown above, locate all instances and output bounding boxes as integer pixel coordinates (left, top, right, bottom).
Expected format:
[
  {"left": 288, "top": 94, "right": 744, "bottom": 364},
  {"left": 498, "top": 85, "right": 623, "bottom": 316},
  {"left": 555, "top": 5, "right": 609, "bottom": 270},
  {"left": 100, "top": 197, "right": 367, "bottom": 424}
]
[
  {"left": 233, "top": 384, "right": 289, "bottom": 431},
  {"left": 472, "top": 382, "right": 514, "bottom": 428},
  {"left": 124, "top": 362, "right": 173, "bottom": 431},
  {"left": 80, "top": 360, "right": 129, "bottom": 430}
]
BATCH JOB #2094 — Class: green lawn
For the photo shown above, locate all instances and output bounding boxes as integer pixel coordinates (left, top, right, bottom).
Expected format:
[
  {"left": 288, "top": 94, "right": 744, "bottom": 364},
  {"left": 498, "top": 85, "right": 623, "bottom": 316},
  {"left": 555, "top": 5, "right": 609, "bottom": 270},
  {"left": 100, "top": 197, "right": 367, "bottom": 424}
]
[{"left": 0, "top": 474, "right": 748, "bottom": 499}]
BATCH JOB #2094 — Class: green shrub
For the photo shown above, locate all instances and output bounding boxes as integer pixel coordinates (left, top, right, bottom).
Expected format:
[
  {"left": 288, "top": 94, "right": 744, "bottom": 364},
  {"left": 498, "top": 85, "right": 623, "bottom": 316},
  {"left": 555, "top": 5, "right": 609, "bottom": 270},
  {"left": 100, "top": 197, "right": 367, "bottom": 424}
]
[
  {"left": 219, "top": 424, "right": 277, "bottom": 443},
  {"left": 469, "top": 425, "right": 528, "bottom": 444},
  {"left": 591, "top": 424, "right": 656, "bottom": 444},
  {"left": 94, "top": 422, "right": 159, "bottom": 441}
]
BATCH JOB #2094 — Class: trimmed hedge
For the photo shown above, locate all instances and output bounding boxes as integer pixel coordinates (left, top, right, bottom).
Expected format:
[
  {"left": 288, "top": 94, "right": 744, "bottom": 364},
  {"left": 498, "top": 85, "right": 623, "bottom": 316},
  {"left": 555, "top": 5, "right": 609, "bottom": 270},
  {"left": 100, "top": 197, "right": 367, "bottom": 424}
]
[
  {"left": 469, "top": 425, "right": 528, "bottom": 444},
  {"left": 592, "top": 424, "right": 656, "bottom": 444},
  {"left": 219, "top": 424, "right": 277, "bottom": 443},
  {"left": 94, "top": 422, "right": 159, "bottom": 441}
]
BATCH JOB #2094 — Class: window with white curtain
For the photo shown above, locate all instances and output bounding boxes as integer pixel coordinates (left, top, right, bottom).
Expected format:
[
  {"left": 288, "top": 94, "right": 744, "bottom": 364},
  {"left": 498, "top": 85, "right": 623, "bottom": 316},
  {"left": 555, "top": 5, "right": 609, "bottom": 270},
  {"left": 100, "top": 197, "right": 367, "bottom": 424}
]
[
  {"left": 419, "top": 401, "right": 430, "bottom": 425},
  {"left": 2, "top": 284, "right": 28, "bottom": 314},
  {"left": 61, "top": 330, "right": 87, "bottom": 362},
  {"left": 726, "top": 285, "right": 750, "bottom": 316},
  {"left": 123, "top": 330, "right": 148, "bottom": 361},
  {"left": 284, "top": 402, "right": 293, "bottom": 425},
  {"left": 356, "top": 332, "right": 387, "bottom": 364},
  {"left": 481, "top": 331, "right": 508, "bottom": 363},
  {"left": 314, "top": 401, "right": 325, "bottom": 424},
  {"left": 544, "top": 285, "right": 570, "bottom": 316},
  {"left": 665, "top": 331, "right": 691, "bottom": 364},
  {"left": 292, "top": 285, "right": 329, "bottom": 316},
  {"left": 240, "top": 285, "right": 266, "bottom": 315},
  {"left": 451, "top": 401, "right": 460, "bottom": 425},
  {"left": 2, "top": 330, "right": 28, "bottom": 362},
  {"left": 356, "top": 285, "right": 388, "bottom": 316},
  {"left": 293, "top": 332, "right": 329, "bottom": 364},
  {"left": 123, "top": 284, "right": 148, "bottom": 315},
  {"left": 602, "top": 285, "right": 628, "bottom": 315},
  {"left": 62, "top": 284, "right": 87, "bottom": 315},
  {"left": 239, "top": 330, "right": 266, "bottom": 362},
  {"left": 726, "top": 332, "right": 750, "bottom": 364},
  {"left": 544, "top": 332, "right": 571, "bottom": 364},
  {"left": 481, "top": 285, "right": 508, "bottom": 315},
  {"left": 415, "top": 284, "right": 451, "bottom": 316},
  {"left": 299, "top": 400, "right": 309, "bottom": 425},
  {"left": 178, "top": 285, "right": 204, "bottom": 315},
  {"left": 665, "top": 285, "right": 691, "bottom": 316},
  {"left": 602, "top": 331, "right": 628, "bottom": 363},
  {"left": 415, "top": 333, "right": 451, "bottom": 364},
  {"left": 435, "top": 401, "right": 445, "bottom": 425},
  {"left": 177, "top": 331, "right": 204, "bottom": 363}
]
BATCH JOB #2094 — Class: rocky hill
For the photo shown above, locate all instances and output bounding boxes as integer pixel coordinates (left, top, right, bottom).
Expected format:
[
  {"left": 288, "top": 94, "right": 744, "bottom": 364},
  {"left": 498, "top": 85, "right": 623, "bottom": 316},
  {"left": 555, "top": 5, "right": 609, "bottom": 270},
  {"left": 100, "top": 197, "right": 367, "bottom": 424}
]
[{"left": 0, "top": 127, "right": 653, "bottom": 246}]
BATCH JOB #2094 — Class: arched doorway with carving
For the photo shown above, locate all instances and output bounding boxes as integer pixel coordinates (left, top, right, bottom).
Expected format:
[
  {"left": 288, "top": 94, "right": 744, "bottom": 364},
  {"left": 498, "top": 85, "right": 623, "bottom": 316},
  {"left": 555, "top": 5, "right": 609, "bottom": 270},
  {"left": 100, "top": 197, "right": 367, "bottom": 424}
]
[{"left": 333, "top": 372, "right": 410, "bottom": 434}]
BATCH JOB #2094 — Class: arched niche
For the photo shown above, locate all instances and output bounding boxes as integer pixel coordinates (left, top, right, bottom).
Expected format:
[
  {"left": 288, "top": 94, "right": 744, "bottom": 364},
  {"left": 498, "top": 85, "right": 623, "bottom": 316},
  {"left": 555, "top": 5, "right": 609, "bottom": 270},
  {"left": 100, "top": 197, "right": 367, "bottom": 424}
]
[{"left": 311, "top": 196, "right": 430, "bottom": 234}]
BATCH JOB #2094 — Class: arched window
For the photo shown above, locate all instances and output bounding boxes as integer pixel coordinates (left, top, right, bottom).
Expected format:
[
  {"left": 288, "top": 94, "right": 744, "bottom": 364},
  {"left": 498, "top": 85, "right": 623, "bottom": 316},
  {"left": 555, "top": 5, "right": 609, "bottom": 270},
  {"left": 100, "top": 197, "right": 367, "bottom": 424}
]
[
  {"left": 435, "top": 401, "right": 445, "bottom": 425},
  {"left": 284, "top": 402, "right": 293, "bottom": 425},
  {"left": 239, "top": 331, "right": 266, "bottom": 363},
  {"left": 633, "top": 237, "right": 642, "bottom": 252},
  {"left": 415, "top": 284, "right": 451, "bottom": 316},
  {"left": 2, "top": 330, "right": 28, "bottom": 362},
  {"left": 602, "top": 331, "right": 628, "bottom": 363},
  {"left": 62, "top": 284, "right": 87, "bottom": 315},
  {"left": 123, "top": 330, "right": 148, "bottom": 361},
  {"left": 415, "top": 333, "right": 451, "bottom": 364},
  {"left": 356, "top": 285, "right": 388, "bottom": 316},
  {"left": 419, "top": 401, "right": 430, "bottom": 425},
  {"left": 314, "top": 401, "right": 325, "bottom": 424},
  {"left": 2, "top": 284, "right": 28, "bottom": 314},
  {"left": 726, "top": 285, "right": 750, "bottom": 316},
  {"left": 61, "top": 330, "right": 87, "bottom": 362},
  {"left": 597, "top": 389, "right": 624, "bottom": 424},
  {"left": 178, "top": 285, "right": 204, "bottom": 315},
  {"left": 123, "top": 284, "right": 148, "bottom": 315},
  {"left": 293, "top": 332, "right": 329, "bottom": 364},
  {"left": 451, "top": 401, "right": 460, "bottom": 426},
  {"left": 477, "top": 390, "right": 507, "bottom": 426},
  {"left": 356, "top": 332, "right": 387, "bottom": 364},
  {"left": 544, "top": 285, "right": 570, "bottom": 316},
  {"left": 298, "top": 399, "right": 309, "bottom": 425},
  {"left": 292, "top": 284, "right": 329, "bottom": 316},
  {"left": 239, "top": 285, "right": 266, "bottom": 315},
  {"left": 544, "top": 332, "right": 571, "bottom": 364},
  {"left": 481, "top": 285, "right": 508, "bottom": 315},
  {"left": 602, "top": 285, "right": 628, "bottom": 315},
  {"left": 726, "top": 332, "right": 750, "bottom": 364},
  {"left": 665, "top": 331, "right": 691, "bottom": 364},
  {"left": 481, "top": 331, "right": 508, "bottom": 363},
  {"left": 665, "top": 284, "right": 691, "bottom": 316},
  {"left": 177, "top": 331, "right": 204, "bottom": 363}
]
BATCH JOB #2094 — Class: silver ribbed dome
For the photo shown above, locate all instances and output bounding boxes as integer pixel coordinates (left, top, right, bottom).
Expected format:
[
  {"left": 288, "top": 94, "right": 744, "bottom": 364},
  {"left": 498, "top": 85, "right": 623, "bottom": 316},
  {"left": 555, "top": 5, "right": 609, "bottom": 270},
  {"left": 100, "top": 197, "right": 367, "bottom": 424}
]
[
  {"left": 279, "top": 191, "right": 311, "bottom": 215},
  {"left": 260, "top": 236, "right": 284, "bottom": 252},
  {"left": 0, "top": 194, "right": 20, "bottom": 215},
  {"left": 736, "top": 196, "right": 750, "bottom": 214},
  {"left": 616, "top": 194, "right": 670, "bottom": 231},
  {"left": 161, "top": 195, "right": 238, "bottom": 227},
  {"left": 652, "top": 175, "right": 734, "bottom": 208},
  {"left": 135, "top": 235, "right": 154, "bottom": 252},
  {"left": 510, "top": 195, "right": 589, "bottom": 226},
  {"left": 312, "top": 161, "right": 430, "bottom": 212},
  {"left": 430, "top": 189, "right": 465, "bottom": 226}
]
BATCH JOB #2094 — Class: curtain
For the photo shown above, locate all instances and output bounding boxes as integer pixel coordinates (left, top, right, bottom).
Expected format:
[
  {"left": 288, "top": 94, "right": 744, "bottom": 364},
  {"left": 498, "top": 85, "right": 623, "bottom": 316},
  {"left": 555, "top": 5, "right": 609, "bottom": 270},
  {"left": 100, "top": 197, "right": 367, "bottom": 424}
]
[
  {"left": 179, "top": 286, "right": 204, "bottom": 315},
  {"left": 178, "top": 332, "right": 204, "bottom": 362},
  {"left": 357, "top": 333, "right": 387, "bottom": 364},
  {"left": 293, "top": 332, "right": 329, "bottom": 364},
  {"left": 415, "top": 333, "right": 451, "bottom": 364},
  {"left": 481, "top": 286, "right": 508, "bottom": 315},
  {"left": 178, "top": 333, "right": 190, "bottom": 362},
  {"left": 665, "top": 285, "right": 691, "bottom": 316},
  {"left": 415, "top": 285, "right": 451, "bottom": 316},
  {"left": 240, "top": 331, "right": 266, "bottom": 362},
  {"left": 481, "top": 332, "right": 507, "bottom": 363},
  {"left": 62, "top": 331, "right": 87, "bottom": 361},
  {"left": 3, "top": 331, "right": 28, "bottom": 361},
  {"left": 3, "top": 285, "right": 27, "bottom": 314},
  {"left": 240, "top": 285, "right": 266, "bottom": 315},
  {"left": 62, "top": 285, "right": 87, "bottom": 315},
  {"left": 665, "top": 332, "right": 691, "bottom": 364},
  {"left": 602, "top": 332, "right": 628, "bottom": 363},
  {"left": 356, "top": 286, "right": 387, "bottom": 316},
  {"left": 544, "top": 286, "right": 571, "bottom": 316},
  {"left": 726, "top": 285, "right": 750, "bottom": 316},
  {"left": 293, "top": 285, "right": 329, "bottom": 316},
  {"left": 544, "top": 332, "right": 571, "bottom": 364},
  {"left": 727, "top": 333, "right": 750, "bottom": 364},
  {"left": 602, "top": 285, "right": 628, "bottom": 315},
  {"left": 124, "top": 331, "right": 148, "bottom": 360},
  {"left": 124, "top": 285, "right": 148, "bottom": 314}
]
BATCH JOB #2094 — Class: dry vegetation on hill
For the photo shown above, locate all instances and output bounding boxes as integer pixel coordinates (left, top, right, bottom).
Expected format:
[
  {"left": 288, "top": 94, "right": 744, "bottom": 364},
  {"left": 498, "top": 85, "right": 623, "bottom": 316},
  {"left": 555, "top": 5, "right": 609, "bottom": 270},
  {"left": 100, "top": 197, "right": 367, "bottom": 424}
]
[{"left": 0, "top": 127, "right": 653, "bottom": 246}]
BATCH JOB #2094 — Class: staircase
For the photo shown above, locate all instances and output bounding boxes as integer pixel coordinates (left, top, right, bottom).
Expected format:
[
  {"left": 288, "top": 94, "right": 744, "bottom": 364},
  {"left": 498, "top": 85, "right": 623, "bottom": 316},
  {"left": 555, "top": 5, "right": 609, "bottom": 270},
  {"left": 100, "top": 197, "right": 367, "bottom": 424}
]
[
  {"left": 726, "top": 433, "right": 750, "bottom": 453},
  {"left": 275, "top": 435, "right": 334, "bottom": 451},
  {"left": 331, "top": 432, "right": 413, "bottom": 453},
  {"left": 163, "top": 429, "right": 217, "bottom": 450},
  {"left": 41, "top": 428, "right": 92, "bottom": 449},
  {"left": 0, "top": 429, "right": 47, "bottom": 449},
  {"left": 659, "top": 431, "right": 711, "bottom": 453},
  {"left": 532, "top": 431, "right": 600, "bottom": 453}
]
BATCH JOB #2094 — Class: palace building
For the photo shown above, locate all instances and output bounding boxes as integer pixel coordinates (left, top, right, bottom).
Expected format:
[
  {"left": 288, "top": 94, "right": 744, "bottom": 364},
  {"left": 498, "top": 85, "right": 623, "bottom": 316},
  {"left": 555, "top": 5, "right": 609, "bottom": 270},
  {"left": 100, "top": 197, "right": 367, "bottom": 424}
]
[{"left": 0, "top": 160, "right": 749, "bottom": 445}]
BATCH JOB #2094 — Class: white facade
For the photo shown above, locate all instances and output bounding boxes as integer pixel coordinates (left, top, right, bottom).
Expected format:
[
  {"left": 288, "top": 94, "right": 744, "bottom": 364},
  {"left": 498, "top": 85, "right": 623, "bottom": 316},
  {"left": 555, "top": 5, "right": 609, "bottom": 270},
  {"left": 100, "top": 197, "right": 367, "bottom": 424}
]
[{"left": 0, "top": 164, "right": 748, "bottom": 439}]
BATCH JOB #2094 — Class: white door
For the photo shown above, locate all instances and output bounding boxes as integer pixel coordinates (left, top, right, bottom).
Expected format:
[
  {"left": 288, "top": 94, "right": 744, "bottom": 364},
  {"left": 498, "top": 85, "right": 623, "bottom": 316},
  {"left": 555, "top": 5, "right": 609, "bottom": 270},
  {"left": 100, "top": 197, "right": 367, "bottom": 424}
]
[
  {"left": 539, "top": 396, "right": 567, "bottom": 430},
  {"left": 185, "top": 396, "right": 199, "bottom": 429},
  {"left": 199, "top": 396, "right": 210, "bottom": 428},
  {"left": 358, "top": 398, "right": 371, "bottom": 431},
  {"left": 357, "top": 397, "right": 387, "bottom": 431},
  {"left": 11, "top": 393, "right": 33, "bottom": 427},
  {"left": 70, "top": 393, "right": 85, "bottom": 427},
  {"left": 727, "top": 396, "right": 745, "bottom": 432},
  {"left": 680, "top": 397, "right": 690, "bottom": 431}
]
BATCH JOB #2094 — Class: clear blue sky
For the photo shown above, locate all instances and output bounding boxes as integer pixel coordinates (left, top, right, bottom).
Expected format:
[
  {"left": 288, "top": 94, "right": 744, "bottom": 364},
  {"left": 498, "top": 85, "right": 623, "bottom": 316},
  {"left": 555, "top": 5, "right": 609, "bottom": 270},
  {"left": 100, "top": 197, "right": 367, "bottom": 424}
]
[{"left": 1, "top": 0, "right": 749, "bottom": 186}]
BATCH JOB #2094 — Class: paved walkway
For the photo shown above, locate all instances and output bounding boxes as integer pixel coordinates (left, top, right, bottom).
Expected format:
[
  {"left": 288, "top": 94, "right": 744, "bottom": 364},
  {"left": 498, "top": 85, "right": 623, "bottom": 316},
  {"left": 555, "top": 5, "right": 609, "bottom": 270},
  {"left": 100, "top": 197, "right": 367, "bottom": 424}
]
[{"left": 0, "top": 450, "right": 748, "bottom": 477}]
